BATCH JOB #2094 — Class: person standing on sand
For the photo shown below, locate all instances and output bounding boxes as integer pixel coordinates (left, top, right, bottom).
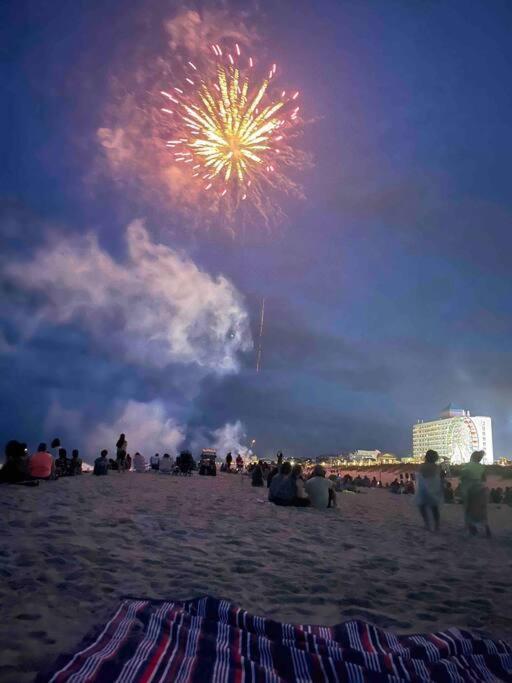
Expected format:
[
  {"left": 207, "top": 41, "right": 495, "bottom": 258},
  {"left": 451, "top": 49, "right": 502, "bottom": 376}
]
[
  {"left": 150, "top": 453, "right": 160, "bottom": 471},
  {"left": 460, "top": 450, "right": 491, "bottom": 537},
  {"left": 116, "top": 433, "right": 127, "bottom": 472},
  {"left": 415, "top": 450, "right": 443, "bottom": 532}
]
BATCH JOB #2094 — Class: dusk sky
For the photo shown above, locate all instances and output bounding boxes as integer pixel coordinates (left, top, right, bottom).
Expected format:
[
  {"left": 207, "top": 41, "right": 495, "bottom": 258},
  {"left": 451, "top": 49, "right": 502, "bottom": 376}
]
[{"left": 2, "top": 0, "right": 512, "bottom": 461}]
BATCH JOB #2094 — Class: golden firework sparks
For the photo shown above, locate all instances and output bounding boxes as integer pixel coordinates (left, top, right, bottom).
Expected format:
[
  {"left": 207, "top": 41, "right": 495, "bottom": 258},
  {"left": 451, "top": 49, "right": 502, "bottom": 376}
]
[{"left": 160, "top": 44, "right": 304, "bottom": 218}]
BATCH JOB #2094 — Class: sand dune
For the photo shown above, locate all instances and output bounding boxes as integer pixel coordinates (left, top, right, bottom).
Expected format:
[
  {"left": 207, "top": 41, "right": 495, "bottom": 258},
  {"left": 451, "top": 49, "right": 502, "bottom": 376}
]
[{"left": 1, "top": 472, "right": 511, "bottom": 682}]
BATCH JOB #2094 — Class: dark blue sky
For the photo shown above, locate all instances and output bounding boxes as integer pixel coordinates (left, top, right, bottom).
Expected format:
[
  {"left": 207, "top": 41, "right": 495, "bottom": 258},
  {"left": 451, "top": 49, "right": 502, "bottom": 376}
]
[{"left": 2, "top": 0, "right": 512, "bottom": 460}]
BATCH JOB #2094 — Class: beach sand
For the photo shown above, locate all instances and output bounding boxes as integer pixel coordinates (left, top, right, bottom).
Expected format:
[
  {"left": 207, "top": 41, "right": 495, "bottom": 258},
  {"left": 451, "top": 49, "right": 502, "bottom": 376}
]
[{"left": 1, "top": 472, "right": 511, "bottom": 682}]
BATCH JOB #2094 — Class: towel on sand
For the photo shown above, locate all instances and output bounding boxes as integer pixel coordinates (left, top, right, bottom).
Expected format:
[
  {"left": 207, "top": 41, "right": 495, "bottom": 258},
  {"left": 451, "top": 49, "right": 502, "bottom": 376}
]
[{"left": 37, "top": 596, "right": 512, "bottom": 682}]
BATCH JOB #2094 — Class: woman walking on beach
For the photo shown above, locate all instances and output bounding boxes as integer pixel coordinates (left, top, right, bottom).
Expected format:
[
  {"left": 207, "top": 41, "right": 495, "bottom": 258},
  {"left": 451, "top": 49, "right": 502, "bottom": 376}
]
[
  {"left": 415, "top": 450, "right": 443, "bottom": 532},
  {"left": 460, "top": 450, "right": 491, "bottom": 537}
]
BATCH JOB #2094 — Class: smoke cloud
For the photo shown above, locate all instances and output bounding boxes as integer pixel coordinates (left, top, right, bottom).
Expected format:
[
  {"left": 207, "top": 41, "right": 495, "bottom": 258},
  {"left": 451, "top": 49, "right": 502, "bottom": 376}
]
[{"left": 5, "top": 219, "right": 252, "bottom": 372}]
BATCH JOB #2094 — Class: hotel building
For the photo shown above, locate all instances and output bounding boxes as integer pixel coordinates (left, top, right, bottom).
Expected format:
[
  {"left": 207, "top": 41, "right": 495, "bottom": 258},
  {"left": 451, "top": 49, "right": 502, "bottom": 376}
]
[{"left": 413, "top": 404, "right": 493, "bottom": 464}]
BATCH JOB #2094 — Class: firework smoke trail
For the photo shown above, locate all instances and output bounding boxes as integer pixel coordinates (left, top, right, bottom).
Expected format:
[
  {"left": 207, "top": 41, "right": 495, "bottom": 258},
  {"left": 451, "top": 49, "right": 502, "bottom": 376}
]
[
  {"left": 159, "top": 43, "right": 306, "bottom": 224},
  {"left": 256, "top": 297, "right": 265, "bottom": 372}
]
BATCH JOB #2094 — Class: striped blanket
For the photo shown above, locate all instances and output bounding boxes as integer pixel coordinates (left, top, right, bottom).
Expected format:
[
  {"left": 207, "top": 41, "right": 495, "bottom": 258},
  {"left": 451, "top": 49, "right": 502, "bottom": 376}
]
[{"left": 38, "top": 596, "right": 512, "bottom": 682}]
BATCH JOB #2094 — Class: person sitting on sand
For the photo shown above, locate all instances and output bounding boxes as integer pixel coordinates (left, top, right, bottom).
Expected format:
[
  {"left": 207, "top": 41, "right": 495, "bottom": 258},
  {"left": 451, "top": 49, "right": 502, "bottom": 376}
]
[
  {"left": 55, "top": 448, "right": 70, "bottom": 477},
  {"left": 291, "top": 464, "right": 311, "bottom": 507},
  {"left": 504, "top": 487, "right": 512, "bottom": 506},
  {"left": 443, "top": 480, "right": 454, "bottom": 503},
  {"left": 150, "top": 453, "right": 160, "bottom": 471},
  {"left": 0, "top": 440, "right": 30, "bottom": 483},
  {"left": 133, "top": 452, "right": 147, "bottom": 473},
  {"left": 50, "top": 437, "right": 61, "bottom": 462},
  {"left": 489, "top": 488, "right": 499, "bottom": 504},
  {"left": 93, "top": 450, "right": 109, "bottom": 476},
  {"left": 28, "top": 443, "right": 55, "bottom": 480},
  {"left": 460, "top": 450, "right": 491, "bottom": 537},
  {"left": 159, "top": 453, "right": 173, "bottom": 474},
  {"left": 69, "top": 449, "right": 82, "bottom": 476},
  {"left": 389, "top": 478, "right": 399, "bottom": 494},
  {"left": 305, "top": 465, "right": 336, "bottom": 509},
  {"left": 267, "top": 465, "right": 279, "bottom": 488},
  {"left": 116, "top": 433, "right": 127, "bottom": 472},
  {"left": 268, "top": 462, "right": 296, "bottom": 506},
  {"left": 251, "top": 461, "right": 264, "bottom": 487},
  {"left": 415, "top": 450, "right": 443, "bottom": 532}
]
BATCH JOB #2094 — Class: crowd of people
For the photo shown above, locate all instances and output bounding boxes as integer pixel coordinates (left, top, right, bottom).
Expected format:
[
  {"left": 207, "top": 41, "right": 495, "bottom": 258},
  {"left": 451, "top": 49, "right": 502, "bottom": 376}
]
[
  {"left": 414, "top": 449, "right": 495, "bottom": 536},
  {"left": 0, "top": 438, "right": 82, "bottom": 484},
  {"left": 1, "top": 434, "right": 509, "bottom": 537},
  {"left": 93, "top": 441, "right": 195, "bottom": 476}
]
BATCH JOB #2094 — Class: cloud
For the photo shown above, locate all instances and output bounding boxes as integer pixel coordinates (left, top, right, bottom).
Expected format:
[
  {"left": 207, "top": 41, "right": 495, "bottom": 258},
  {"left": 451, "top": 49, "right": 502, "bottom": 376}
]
[
  {"left": 191, "top": 419, "right": 253, "bottom": 460},
  {"left": 86, "top": 399, "right": 185, "bottom": 456},
  {"left": 45, "top": 398, "right": 185, "bottom": 460},
  {"left": 164, "top": 9, "right": 255, "bottom": 57},
  {"left": 4, "top": 219, "right": 252, "bottom": 372}
]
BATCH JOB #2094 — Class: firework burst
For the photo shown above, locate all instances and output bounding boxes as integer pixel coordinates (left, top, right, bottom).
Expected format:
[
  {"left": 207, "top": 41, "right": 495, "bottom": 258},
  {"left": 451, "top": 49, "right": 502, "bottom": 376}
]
[{"left": 159, "top": 43, "right": 305, "bottom": 222}]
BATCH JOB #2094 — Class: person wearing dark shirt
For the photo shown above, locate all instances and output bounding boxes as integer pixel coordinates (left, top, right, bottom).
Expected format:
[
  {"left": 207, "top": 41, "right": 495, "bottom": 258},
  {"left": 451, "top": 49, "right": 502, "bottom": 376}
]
[
  {"left": 251, "top": 461, "right": 264, "bottom": 487},
  {"left": 267, "top": 466, "right": 279, "bottom": 488},
  {"left": 269, "top": 462, "right": 296, "bottom": 505},
  {"left": 69, "top": 449, "right": 82, "bottom": 475},
  {"left": 94, "top": 450, "right": 109, "bottom": 476},
  {"left": 0, "top": 440, "right": 29, "bottom": 483},
  {"left": 55, "top": 448, "right": 70, "bottom": 477}
]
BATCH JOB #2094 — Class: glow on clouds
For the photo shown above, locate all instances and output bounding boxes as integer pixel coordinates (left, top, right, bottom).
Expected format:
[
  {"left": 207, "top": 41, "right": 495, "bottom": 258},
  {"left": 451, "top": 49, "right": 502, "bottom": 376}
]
[
  {"left": 5, "top": 220, "right": 252, "bottom": 371},
  {"left": 87, "top": 400, "right": 185, "bottom": 456}
]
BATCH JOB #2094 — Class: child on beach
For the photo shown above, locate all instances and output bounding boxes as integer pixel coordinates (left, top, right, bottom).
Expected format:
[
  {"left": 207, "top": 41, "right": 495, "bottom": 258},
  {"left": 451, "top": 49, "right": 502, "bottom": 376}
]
[{"left": 415, "top": 450, "right": 443, "bottom": 532}]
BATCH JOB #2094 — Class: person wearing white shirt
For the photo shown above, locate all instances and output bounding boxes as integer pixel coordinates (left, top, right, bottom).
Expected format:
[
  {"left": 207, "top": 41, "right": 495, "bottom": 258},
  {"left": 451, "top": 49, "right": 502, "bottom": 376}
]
[
  {"left": 159, "top": 453, "right": 173, "bottom": 474},
  {"left": 305, "top": 466, "right": 336, "bottom": 509},
  {"left": 150, "top": 453, "right": 160, "bottom": 471},
  {"left": 133, "top": 452, "right": 147, "bottom": 473}
]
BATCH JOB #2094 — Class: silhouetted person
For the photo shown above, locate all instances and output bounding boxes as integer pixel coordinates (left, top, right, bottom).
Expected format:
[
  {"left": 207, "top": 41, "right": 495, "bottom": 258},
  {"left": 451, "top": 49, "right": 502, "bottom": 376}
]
[
  {"left": 0, "top": 440, "right": 29, "bottom": 483},
  {"left": 94, "top": 450, "right": 109, "bottom": 476},
  {"left": 69, "top": 449, "right": 82, "bottom": 475},
  {"left": 277, "top": 452, "right": 283, "bottom": 467},
  {"left": 269, "top": 461, "right": 296, "bottom": 506},
  {"left": 443, "top": 480, "right": 454, "bottom": 503},
  {"left": 55, "top": 448, "right": 70, "bottom": 477},
  {"left": 225, "top": 452, "right": 233, "bottom": 470},
  {"left": 116, "top": 433, "right": 127, "bottom": 472},
  {"left": 415, "top": 450, "right": 442, "bottom": 532},
  {"left": 291, "top": 464, "right": 311, "bottom": 507},
  {"left": 460, "top": 450, "right": 491, "bottom": 537},
  {"left": 251, "top": 461, "right": 264, "bottom": 487}
]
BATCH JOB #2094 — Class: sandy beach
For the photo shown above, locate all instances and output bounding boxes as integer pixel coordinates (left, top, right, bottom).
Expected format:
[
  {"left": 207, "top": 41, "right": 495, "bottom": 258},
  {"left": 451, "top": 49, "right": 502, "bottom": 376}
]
[{"left": 1, "top": 472, "right": 512, "bottom": 682}]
